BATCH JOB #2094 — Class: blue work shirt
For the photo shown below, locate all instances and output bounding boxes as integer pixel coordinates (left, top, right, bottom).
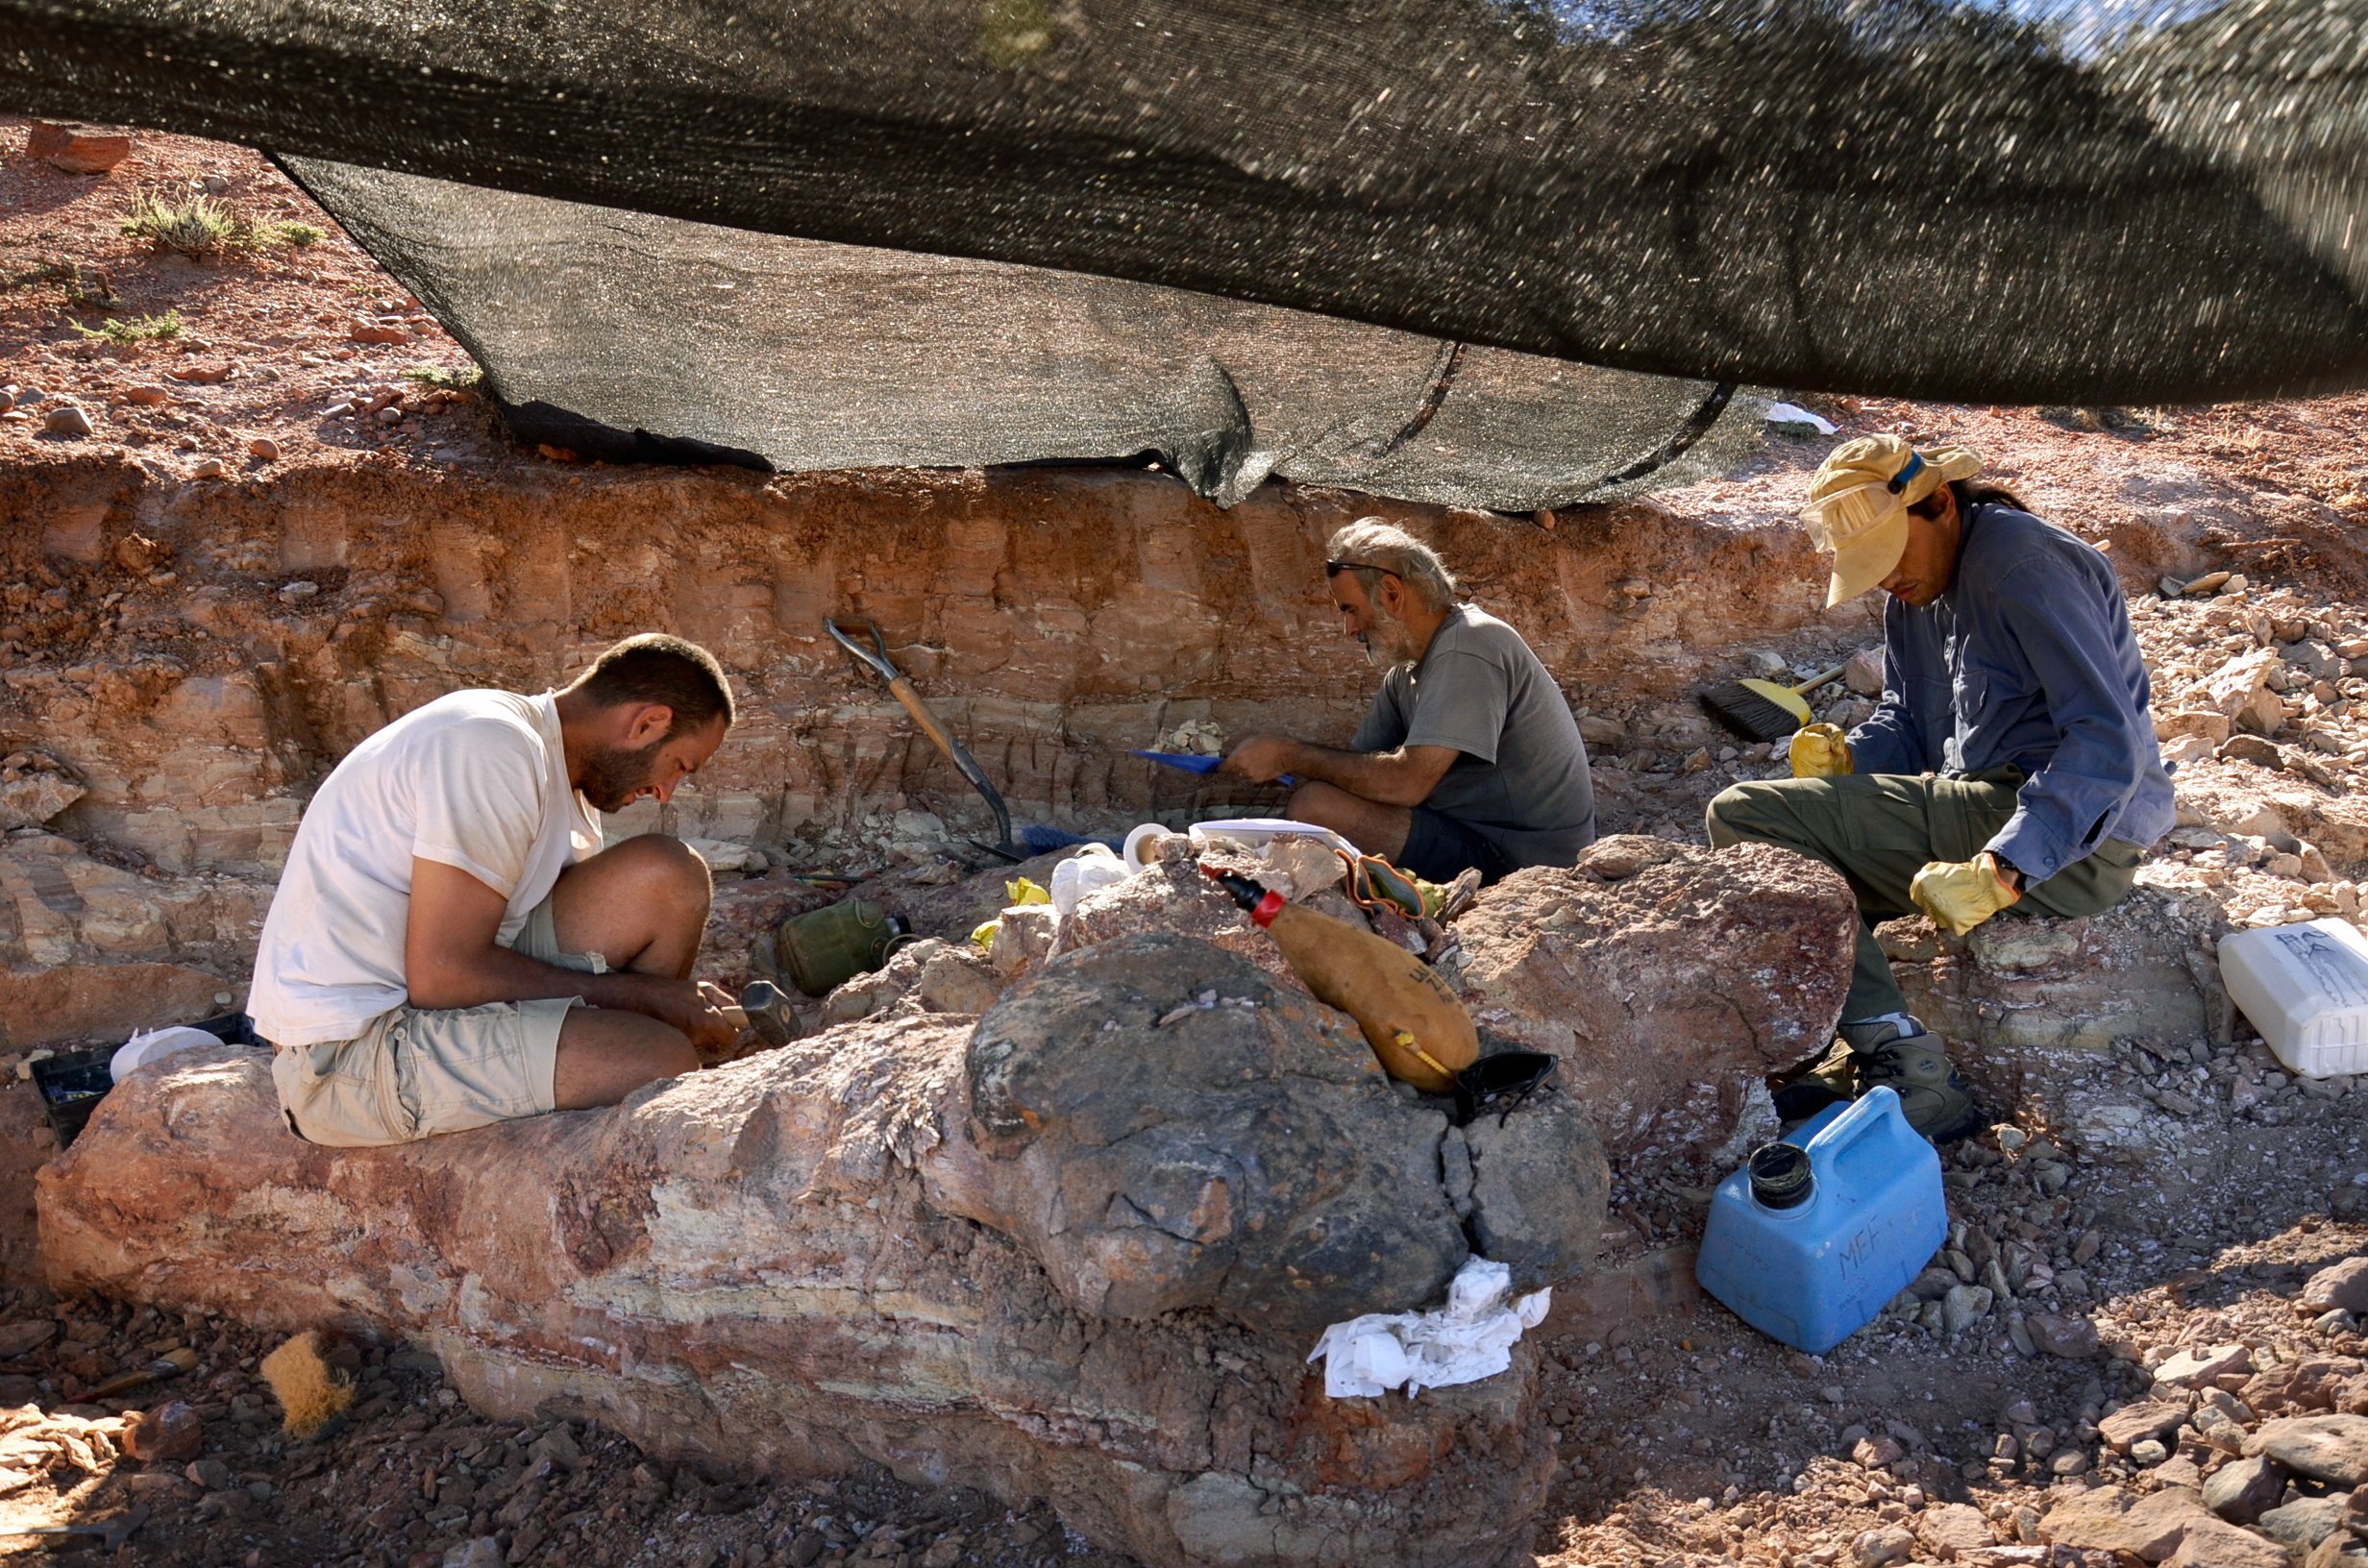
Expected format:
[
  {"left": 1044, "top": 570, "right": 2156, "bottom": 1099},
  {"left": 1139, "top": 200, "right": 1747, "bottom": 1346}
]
[{"left": 1845, "top": 502, "right": 2174, "bottom": 887}]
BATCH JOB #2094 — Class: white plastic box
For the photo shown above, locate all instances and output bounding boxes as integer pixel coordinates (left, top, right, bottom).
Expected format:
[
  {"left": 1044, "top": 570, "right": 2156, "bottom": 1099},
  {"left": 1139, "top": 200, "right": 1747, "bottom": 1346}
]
[{"left": 2218, "top": 917, "right": 2368, "bottom": 1079}]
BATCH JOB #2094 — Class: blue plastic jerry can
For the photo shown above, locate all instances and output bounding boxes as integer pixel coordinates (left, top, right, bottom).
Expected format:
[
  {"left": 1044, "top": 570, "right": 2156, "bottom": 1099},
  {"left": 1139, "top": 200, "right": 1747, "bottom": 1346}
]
[{"left": 1694, "top": 1088, "right": 1947, "bottom": 1354}]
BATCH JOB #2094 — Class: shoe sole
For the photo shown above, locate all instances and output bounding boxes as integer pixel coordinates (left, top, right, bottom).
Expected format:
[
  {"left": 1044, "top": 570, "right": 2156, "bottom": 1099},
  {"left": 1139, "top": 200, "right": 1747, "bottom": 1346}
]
[
  {"left": 1905, "top": 1073, "right": 1984, "bottom": 1146},
  {"left": 1912, "top": 1100, "right": 1983, "bottom": 1146}
]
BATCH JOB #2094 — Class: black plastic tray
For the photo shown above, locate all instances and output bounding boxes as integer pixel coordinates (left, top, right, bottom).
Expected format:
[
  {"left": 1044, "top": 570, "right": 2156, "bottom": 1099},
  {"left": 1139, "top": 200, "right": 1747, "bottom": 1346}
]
[{"left": 29, "top": 1011, "right": 261, "bottom": 1148}]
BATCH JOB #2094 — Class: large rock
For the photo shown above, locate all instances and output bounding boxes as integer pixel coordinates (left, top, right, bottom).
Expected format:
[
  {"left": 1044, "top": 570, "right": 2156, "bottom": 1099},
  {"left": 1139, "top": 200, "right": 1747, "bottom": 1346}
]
[
  {"left": 1443, "top": 837, "right": 1857, "bottom": 1163},
  {"left": 2203, "top": 1455, "right": 2289, "bottom": 1525},
  {"left": 1879, "top": 884, "right": 2234, "bottom": 1063},
  {"left": 1058, "top": 857, "right": 1309, "bottom": 994},
  {"left": 0, "top": 769, "right": 83, "bottom": 831},
  {"left": 946, "top": 933, "right": 1605, "bottom": 1328},
  {"left": 2040, "top": 1484, "right": 2215, "bottom": 1561},
  {"left": 38, "top": 935, "right": 1594, "bottom": 1568},
  {"left": 2245, "top": 1414, "right": 2368, "bottom": 1487},
  {"left": 25, "top": 120, "right": 134, "bottom": 175},
  {"left": 2305, "top": 1258, "right": 2368, "bottom": 1316},
  {"left": 2163, "top": 1516, "right": 2293, "bottom": 1568}
]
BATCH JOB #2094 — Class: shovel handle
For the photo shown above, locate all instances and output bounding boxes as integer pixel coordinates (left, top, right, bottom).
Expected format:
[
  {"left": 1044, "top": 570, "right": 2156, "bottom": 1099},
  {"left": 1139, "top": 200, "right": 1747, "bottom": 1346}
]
[
  {"left": 826, "top": 618, "right": 1018, "bottom": 854},
  {"left": 884, "top": 676, "right": 1016, "bottom": 851}
]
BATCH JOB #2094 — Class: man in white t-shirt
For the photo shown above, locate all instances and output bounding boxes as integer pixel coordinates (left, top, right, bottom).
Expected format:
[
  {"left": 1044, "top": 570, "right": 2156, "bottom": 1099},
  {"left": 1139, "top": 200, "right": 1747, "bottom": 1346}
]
[{"left": 250, "top": 633, "right": 742, "bottom": 1146}]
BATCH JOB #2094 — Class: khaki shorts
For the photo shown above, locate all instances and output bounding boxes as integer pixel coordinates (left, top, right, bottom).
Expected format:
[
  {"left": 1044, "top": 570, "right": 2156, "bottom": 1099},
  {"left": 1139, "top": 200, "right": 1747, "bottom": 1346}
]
[{"left": 269, "top": 894, "right": 606, "bottom": 1147}]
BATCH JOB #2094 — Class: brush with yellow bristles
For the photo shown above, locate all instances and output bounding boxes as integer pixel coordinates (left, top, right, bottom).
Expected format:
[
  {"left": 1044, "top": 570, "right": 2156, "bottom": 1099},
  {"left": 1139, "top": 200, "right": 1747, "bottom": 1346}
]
[{"left": 259, "top": 1330, "right": 356, "bottom": 1440}]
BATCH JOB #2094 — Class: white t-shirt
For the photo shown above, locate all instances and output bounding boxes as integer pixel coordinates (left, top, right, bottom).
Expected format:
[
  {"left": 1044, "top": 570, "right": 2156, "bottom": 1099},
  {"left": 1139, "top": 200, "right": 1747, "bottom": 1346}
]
[{"left": 249, "top": 690, "right": 603, "bottom": 1046}]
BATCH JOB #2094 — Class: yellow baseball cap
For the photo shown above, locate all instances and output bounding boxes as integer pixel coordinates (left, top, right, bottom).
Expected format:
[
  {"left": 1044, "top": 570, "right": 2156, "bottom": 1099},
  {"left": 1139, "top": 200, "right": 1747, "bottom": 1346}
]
[{"left": 1801, "top": 434, "right": 1985, "bottom": 606}]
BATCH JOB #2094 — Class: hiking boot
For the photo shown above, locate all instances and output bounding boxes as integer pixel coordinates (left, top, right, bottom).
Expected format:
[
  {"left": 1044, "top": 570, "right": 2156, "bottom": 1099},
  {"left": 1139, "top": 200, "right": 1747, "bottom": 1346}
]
[{"left": 1843, "top": 1016, "right": 1981, "bottom": 1144}]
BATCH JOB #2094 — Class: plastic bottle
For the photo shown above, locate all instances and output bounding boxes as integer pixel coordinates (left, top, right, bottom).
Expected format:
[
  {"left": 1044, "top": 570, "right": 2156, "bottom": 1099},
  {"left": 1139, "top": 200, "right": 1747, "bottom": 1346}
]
[
  {"left": 2217, "top": 917, "right": 2368, "bottom": 1080},
  {"left": 1203, "top": 867, "right": 1477, "bottom": 1092},
  {"left": 1693, "top": 1088, "right": 1946, "bottom": 1354}
]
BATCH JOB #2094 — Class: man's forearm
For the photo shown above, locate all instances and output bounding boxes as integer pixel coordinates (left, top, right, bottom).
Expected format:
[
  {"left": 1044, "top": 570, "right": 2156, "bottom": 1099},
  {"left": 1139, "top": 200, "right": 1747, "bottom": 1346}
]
[
  {"left": 1277, "top": 741, "right": 1438, "bottom": 807},
  {"left": 408, "top": 943, "right": 672, "bottom": 1017}
]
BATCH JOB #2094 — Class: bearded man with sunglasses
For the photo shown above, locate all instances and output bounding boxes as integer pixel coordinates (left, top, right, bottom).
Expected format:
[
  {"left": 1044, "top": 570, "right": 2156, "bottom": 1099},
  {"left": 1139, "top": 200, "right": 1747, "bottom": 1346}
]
[
  {"left": 1221, "top": 518, "right": 1596, "bottom": 884},
  {"left": 1706, "top": 435, "right": 2172, "bottom": 1143}
]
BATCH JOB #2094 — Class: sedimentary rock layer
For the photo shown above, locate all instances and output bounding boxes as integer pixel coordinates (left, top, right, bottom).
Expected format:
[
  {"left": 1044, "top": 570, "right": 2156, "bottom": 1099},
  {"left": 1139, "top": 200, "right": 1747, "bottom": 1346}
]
[{"left": 0, "top": 452, "right": 1826, "bottom": 1043}]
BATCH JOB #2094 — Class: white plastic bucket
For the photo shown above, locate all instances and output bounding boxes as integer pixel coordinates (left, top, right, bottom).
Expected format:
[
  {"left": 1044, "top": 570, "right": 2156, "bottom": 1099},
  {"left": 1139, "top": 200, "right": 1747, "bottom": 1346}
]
[
  {"left": 111, "top": 1025, "right": 223, "bottom": 1083},
  {"left": 2218, "top": 917, "right": 2368, "bottom": 1080}
]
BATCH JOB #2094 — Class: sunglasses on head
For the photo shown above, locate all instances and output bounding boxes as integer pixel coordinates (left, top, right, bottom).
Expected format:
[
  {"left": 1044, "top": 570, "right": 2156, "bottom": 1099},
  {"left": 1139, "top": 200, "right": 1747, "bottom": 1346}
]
[
  {"left": 1452, "top": 1049, "right": 1557, "bottom": 1129},
  {"left": 1324, "top": 559, "right": 1395, "bottom": 578}
]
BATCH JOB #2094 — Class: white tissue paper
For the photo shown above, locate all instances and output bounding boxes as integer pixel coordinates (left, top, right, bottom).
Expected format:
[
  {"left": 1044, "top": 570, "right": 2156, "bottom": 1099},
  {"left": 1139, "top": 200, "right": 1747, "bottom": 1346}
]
[
  {"left": 1306, "top": 1258, "right": 1552, "bottom": 1400},
  {"left": 1048, "top": 844, "right": 1131, "bottom": 916},
  {"left": 1763, "top": 401, "right": 1838, "bottom": 435}
]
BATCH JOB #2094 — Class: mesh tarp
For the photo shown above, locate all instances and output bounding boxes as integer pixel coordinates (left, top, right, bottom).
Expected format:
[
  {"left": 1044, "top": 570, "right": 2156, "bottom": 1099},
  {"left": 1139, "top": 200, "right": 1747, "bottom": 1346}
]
[
  {"left": 6, "top": 0, "right": 2365, "bottom": 497},
  {"left": 282, "top": 157, "right": 1735, "bottom": 506}
]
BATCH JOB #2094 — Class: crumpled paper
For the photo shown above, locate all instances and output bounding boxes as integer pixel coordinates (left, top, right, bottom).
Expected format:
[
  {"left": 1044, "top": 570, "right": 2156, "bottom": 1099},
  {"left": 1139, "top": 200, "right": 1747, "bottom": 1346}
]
[{"left": 1305, "top": 1258, "right": 1550, "bottom": 1399}]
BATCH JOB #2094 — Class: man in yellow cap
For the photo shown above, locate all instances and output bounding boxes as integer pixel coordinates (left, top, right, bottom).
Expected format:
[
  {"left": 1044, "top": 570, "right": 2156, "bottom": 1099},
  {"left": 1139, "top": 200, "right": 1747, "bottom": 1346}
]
[{"left": 1705, "top": 434, "right": 2173, "bottom": 1142}]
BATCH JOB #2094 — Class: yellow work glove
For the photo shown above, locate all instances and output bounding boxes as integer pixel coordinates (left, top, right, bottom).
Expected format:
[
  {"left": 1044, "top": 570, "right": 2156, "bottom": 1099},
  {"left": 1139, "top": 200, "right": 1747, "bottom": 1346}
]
[
  {"left": 1911, "top": 851, "right": 2021, "bottom": 936},
  {"left": 1788, "top": 723, "right": 1854, "bottom": 778}
]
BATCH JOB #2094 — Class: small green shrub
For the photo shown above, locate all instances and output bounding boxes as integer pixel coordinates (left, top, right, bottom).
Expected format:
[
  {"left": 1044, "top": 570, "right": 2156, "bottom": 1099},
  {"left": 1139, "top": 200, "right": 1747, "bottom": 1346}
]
[
  {"left": 68, "top": 308, "right": 184, "bottom": 345},
  {"left": 122, "top": 191, "right": 237, "bottom": 256},
  {"left": 402, "top": 365, "right": 481, "bottom": 391},
  {"left": 253, "top": 220, "right": 326, "bottom": 249}
]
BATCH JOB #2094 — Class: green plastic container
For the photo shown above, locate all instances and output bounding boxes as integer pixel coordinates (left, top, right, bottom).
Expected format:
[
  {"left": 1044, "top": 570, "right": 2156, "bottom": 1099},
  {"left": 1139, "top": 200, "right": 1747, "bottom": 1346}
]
[{"left": 778, "top": 898, "right": 914, "bottom": 996}]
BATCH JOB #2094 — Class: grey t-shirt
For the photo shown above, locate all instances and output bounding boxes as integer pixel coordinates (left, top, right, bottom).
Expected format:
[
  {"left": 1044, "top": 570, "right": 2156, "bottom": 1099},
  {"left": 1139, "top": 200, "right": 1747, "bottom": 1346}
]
[{"left": 1349, "top": 604, "right": 1596, "bottom": 870}]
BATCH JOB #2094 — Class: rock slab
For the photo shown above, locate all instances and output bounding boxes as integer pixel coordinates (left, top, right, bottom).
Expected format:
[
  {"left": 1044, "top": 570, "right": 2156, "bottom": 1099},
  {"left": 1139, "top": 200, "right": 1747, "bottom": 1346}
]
[
  {"left": 950, "top": 932, "right": 1605, "bottom": 1333},
  {"left": 39, "top": 936, "right": 1595, "bottom": 1568},
  {"left": 2304, "top": 1258, "right": 2368, "bottom": 1315},
  {"left": 2164, "top": 1515, "right": 2296, "bottom": 1568},
  {"left": 2040, "top": 1484, "right": 2213, "bottom": 1561},
  {"left": 26, "top": 120, "right": 133, "bottom": 174},
  {"left": 1879, "top": 886, "right": 2233, "bottom": 1061},
  {"left": 2246, "top": 1414, "right": 2368, "bottom": 1487},
  {"left": 1445, "top": 838, "right": 1858, "bottom": 1163},
  {"left": 2202, "top": 1455, "right": 2288, "bottom": 1525}
]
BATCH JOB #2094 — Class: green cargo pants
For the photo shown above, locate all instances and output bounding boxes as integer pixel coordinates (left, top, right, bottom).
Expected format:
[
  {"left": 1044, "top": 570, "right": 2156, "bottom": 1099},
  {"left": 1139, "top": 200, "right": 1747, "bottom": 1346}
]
[{"left": 1704, "top": 770, "right": 2144, "bottom": 1024}]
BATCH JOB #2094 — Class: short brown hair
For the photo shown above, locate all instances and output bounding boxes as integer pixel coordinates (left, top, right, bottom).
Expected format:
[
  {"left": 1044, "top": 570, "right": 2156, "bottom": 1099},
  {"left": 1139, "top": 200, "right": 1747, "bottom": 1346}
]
[{"left": 572, "top": 634, "right": 734, "bottom": 735}]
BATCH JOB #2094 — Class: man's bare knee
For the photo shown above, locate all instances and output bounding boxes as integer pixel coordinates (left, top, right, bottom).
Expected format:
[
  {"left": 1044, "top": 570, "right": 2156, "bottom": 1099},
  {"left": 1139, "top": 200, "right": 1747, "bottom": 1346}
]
[
  {"left": 612, "top": 833, "right": 712, "bottom": 908},
  {"left": 609, "top": 834, "right": 713, "bottom": 946},
  {"left": 1287, "top": 781, "right": 1341, "bottom": 823}
]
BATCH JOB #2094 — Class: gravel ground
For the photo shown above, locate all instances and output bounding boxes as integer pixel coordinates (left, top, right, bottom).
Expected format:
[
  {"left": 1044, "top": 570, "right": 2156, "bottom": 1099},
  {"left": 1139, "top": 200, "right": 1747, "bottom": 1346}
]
[{"left": 0, "top": 1286, "right": 1128, "bottom": 1568}]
